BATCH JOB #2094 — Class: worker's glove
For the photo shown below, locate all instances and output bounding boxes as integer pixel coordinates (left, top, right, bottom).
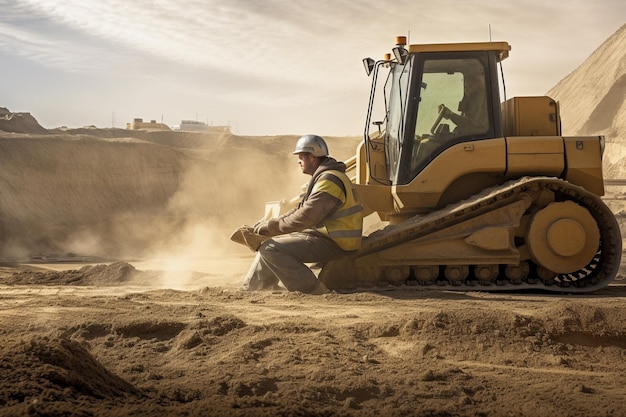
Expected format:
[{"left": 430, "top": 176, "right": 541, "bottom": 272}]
[
  {"left": 229, "top": 225, "right": 269, "bottom": 251},
  {"left": 253, "top": 220, "right": 270, "bottom": 235}
]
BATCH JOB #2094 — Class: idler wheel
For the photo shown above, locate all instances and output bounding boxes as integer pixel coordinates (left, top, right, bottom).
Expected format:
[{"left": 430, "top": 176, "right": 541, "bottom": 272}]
[{"left": 526, "top": 201, "right": 600, "bottom": 274}]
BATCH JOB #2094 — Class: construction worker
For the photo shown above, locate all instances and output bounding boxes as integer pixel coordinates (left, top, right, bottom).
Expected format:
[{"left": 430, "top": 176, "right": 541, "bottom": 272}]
[{"left": 241, "top": 134, "right": 363, "bottom": 294}]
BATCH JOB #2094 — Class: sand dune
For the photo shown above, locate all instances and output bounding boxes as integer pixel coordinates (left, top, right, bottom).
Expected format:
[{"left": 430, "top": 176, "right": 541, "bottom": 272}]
[{"left": 548, "top": 23, "right": 626, "bottom": 178}]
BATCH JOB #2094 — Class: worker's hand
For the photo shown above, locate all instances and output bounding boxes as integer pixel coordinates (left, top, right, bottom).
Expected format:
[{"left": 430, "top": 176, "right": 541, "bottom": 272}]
[
  {"left": 253, "top": 220, "right": 270, "bottom": 235},
  {"left": 240, "top": 224, "right": 255, "bottom": 233}
]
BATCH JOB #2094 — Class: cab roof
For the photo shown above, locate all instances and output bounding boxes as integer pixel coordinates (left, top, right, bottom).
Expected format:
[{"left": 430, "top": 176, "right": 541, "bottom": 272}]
[{"left": 407, "top": 41, "right": 510, "bottom": 61}]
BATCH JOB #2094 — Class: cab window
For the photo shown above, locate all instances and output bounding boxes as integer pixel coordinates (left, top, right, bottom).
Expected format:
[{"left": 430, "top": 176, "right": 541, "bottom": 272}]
[{"left": 408, "top": 55, "right": 492, "bottom": 179}]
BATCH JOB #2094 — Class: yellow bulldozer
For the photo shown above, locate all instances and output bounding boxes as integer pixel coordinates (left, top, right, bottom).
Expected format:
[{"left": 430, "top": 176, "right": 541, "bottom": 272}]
[{"left": 245, "top": 36, "right": 623, "bottom": 293}]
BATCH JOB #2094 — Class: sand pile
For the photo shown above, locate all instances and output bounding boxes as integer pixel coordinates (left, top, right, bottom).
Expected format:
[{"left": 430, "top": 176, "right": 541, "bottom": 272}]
[
  {"left": 1, "top": 336, "right": 142, "bottom": 407},
  {"left": 1, "top": 261, "right": 169, "bottom": 286},
  {"left": 548, "top": 23, "right": 626, "bottom": 179}
]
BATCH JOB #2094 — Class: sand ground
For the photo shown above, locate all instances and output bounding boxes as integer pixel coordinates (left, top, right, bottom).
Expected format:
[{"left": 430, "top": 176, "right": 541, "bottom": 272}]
[{"left": 0, "top": 258, "right": 625, "bottom": 417}]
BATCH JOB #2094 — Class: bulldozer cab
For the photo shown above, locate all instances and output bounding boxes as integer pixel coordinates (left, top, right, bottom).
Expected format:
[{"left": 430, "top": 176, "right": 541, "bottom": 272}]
[{"left": 364, "top": 40, "right": 509, "bottom": 186}]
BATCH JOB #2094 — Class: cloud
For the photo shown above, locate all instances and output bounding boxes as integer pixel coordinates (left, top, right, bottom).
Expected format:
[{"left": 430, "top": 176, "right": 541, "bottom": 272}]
[
  {"left": 3, "top": 1, "right": 346, "bottom": 78},
  {"left": 0, "top": 1, "right": 144, "bottom": 72},
  {"left": 1, "top": 0, "right": 625, "bottom": 134}
]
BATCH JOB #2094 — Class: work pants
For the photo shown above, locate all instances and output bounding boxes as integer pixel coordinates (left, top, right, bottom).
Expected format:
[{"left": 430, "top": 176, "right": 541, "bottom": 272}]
[{"left": 242, "top": 232, "right": 345, "bottom": 293}]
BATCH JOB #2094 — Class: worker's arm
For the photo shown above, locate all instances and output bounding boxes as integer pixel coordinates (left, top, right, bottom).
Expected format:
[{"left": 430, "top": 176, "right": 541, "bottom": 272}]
[
  {"left": 256, "top": 173, "right": 346, "bottom": 236},
  {"left": 266, "top": 191, "right": 341, "bottom": 235}
]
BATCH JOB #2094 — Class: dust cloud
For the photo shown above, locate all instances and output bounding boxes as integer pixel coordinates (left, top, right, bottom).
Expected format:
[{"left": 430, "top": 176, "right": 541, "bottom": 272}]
[{"left": 0, "top": 126, "right": 360, "bottom": 289}]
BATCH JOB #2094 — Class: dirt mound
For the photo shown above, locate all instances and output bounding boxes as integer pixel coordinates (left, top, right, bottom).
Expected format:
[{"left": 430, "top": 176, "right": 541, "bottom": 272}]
[
  {"left": 0, "top": 261, "right": 217, "bottom": 288},
  {"left": 547, "top": 23, "right": 626, "bottom": 178},
  {"left": 3, "top": 262, "right": 141, "bottom": 285},
  {"left": 0, "top": 107, "right": 47, "bottom": 134},
  {"left": 0, "top": 335, "right": 141, "bottom": 410}
]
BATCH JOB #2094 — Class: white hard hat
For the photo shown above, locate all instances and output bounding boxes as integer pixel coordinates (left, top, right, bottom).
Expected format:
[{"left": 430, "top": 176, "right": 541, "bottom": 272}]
[{"left": 293, "top": 134, "right": 329, "bottom": 157}]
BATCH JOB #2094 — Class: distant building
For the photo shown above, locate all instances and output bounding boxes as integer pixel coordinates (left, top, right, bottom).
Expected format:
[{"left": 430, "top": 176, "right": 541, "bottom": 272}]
[
  {"left": 172, "top": 120, "right": 231, "bottom": 133},
  {"left": 126, "top": 118, "right": 171, "bottom": 131}
]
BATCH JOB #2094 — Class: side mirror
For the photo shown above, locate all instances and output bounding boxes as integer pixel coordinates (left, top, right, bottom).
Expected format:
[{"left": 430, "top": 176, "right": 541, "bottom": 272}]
[{"left": 362, "top": 57, "right": 375, "bottom": 76}]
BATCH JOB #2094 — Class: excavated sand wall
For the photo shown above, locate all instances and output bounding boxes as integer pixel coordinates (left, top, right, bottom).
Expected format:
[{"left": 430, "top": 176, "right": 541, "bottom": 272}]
[{"left": 0, "top": 131, "right": 361, "bottom": 261}]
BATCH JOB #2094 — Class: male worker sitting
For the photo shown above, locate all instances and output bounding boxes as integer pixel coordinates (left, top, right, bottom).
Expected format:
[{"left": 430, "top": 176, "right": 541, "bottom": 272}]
[
  {"left": 241, "top": 134, "right": 363, "bottom": 294},
  {"left": 437, "top": 68, "right": 489, "bottom": 137}
]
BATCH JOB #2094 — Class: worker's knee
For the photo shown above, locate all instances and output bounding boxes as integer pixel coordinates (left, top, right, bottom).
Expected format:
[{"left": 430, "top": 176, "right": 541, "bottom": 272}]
[{"left": 258, "top": 239, "right": 289, "bottom": 264}]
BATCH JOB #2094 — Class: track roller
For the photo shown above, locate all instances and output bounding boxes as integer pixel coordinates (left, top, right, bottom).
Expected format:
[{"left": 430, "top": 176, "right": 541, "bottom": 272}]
[
  {"left": 504, "top": 261, "right": 529, "bottom": 284},
  {"left": 473, "top": 264, "right": 499, "bottom": 285},
  {"left": 412, "top": 265, "right": 439, "bottom": 285},
  {"left": 444, "top": 265, "right": 469, "bottom": 285}
]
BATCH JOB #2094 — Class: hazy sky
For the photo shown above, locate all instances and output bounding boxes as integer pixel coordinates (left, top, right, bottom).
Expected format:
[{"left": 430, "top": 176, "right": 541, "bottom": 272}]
[{"left": 1, "top": 0, "right": 624, "bottom": 136}]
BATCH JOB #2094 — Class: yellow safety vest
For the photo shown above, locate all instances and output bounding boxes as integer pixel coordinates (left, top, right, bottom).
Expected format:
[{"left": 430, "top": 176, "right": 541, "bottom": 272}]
[{"left": 310, "top": 170, "right": 363, "bottom": 251}]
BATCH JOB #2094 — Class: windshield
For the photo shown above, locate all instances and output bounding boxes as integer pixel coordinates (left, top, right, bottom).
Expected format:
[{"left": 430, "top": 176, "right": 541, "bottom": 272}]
[
  {"left": 414, "top": 68, "right": 464, "bottom": 137},
  {"left": 385, "top": 58, "right": 412, "bottom": 182},
  {"left": 415, "top": 58, "right": 488, "bottom": 140}
]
